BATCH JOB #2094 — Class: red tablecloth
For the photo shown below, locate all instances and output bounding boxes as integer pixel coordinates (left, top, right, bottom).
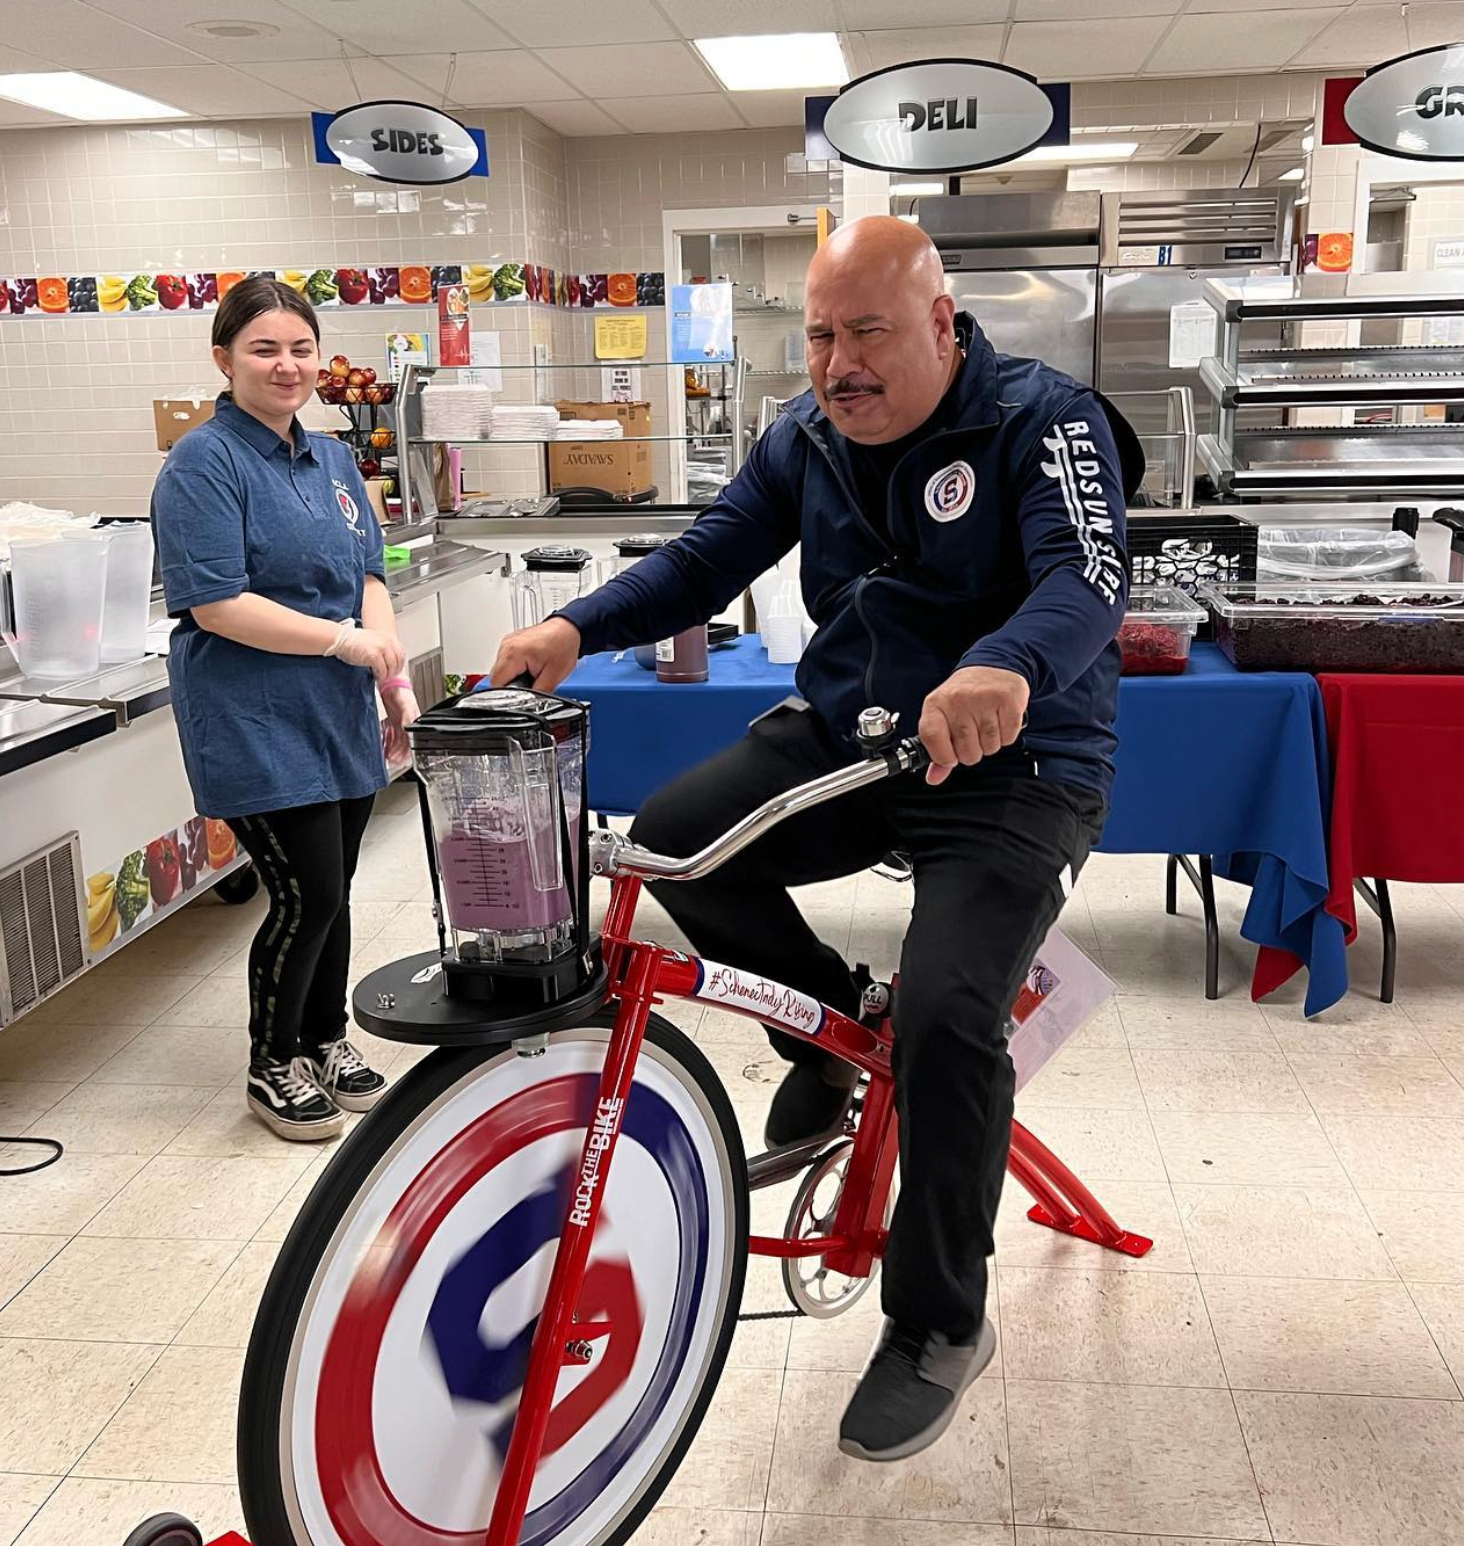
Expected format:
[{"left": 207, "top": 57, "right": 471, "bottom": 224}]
[
  {"left": 1317, "top": 673, "right": 1464, "bottom": 940},
  {"left": 1253, "top": 672, "right": 1464, "bottom": 1001}
]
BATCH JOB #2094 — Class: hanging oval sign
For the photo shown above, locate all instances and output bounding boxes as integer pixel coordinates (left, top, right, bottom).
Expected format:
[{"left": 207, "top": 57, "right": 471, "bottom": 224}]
[
  {"left": 1344, "top": 42, "right": 1464, "bottom": 161},
  {"left": 822, "top": 58, "right": 1054, "bottom": 175},
  {"left": 325, "top": 99, "right": 481, "bottom": 185}
]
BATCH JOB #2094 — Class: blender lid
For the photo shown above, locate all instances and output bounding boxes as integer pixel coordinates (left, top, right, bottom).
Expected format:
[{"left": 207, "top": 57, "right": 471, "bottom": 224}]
[
  {"left": 409, "top": 684, "right": 588, "bottom": 746},
  {"left": 523, "top": 544, "right": 593, "bottom": 571},
  {"left": 614, "top": 534, "right": 668, "bottom": 555}
]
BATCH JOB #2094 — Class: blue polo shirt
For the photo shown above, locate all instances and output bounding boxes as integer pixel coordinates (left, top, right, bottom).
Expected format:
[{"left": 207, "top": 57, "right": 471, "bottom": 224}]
[{"left": 152, "top": 394, "right": 388, "bottom": 819}]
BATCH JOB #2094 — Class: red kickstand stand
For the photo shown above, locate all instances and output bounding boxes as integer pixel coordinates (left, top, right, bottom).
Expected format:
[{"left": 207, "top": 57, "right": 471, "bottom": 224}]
[{"left": 1008, "top": 1119, "right": 1153, "bottom": 1258}]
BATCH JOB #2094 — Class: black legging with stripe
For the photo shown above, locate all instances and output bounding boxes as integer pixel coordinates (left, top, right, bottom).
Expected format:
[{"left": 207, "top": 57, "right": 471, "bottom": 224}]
[{"left": 225, "top": 795, "right": 375, "bottom": 1068}]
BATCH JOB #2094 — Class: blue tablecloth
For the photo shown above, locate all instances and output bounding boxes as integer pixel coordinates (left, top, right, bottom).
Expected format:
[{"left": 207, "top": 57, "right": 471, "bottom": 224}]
[{"left": 561, "top": 637, "right": 1347, "bottom": 1013}]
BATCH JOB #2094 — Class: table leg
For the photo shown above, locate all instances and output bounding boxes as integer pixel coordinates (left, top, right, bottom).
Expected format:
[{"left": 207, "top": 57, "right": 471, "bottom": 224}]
[
  {"left": 1165, "top": 854, "right": 1178, "bottom": 916},
  {"left": 1354, "top": 877, "right": 1397, "bottom": 1004},
  {"left": 1171, "top": 854, "right": 1220, "bottom": 1001}
]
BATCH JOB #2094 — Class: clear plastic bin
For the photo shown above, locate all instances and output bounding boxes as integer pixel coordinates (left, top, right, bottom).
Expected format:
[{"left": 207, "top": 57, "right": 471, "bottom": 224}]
[
  {"left": 1200, "top": 581, "right": 1464, "bottom": 673},
  {"left": 6, "top": 533, "right": 109, "bottom": 679},
  {"left": 1117, "top": 584, "right": 1208, "bottom": 675},
  {"left": 1258, "top": 525, "right": 1429, "bottom": 584},
  {"left": 93, "top": 523, "right": 154, "bottom": 664}
]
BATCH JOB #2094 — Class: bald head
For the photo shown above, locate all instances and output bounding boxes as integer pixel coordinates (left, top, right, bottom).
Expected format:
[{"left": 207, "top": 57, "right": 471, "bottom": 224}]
[{"left": 803, "top": 215, "right": 959, "bottom": 444}]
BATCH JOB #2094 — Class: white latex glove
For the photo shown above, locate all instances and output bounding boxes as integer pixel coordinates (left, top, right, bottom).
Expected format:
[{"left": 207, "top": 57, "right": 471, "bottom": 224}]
[
  {"left": 325, "top": 619, "right": 407, "bottom": 680},
  {"left": 381, "top": 683, "right": 421, "bottom": 771}
]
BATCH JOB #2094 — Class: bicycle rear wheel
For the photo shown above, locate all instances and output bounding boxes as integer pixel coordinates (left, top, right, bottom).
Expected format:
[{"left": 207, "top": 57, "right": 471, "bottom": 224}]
[{"left": 239, "top": 1010, "right": 748, "bottom": 1546}]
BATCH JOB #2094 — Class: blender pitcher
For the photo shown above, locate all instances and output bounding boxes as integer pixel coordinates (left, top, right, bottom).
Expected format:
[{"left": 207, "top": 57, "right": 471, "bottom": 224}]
[
  {"left": 409, "top": 687, "right": 591, "bottom": 1007},
  {"left": 509, "top": 546, "right": 595, "bottom": 630},
  {"left": 599, "top": 533, "right": 668, "bottom": 669}
]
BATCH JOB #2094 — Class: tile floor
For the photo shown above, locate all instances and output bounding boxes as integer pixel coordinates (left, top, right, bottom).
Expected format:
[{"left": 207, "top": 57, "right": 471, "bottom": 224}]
[{"left": 2, "top": 780, "right": 1463, "bottom": 1545}]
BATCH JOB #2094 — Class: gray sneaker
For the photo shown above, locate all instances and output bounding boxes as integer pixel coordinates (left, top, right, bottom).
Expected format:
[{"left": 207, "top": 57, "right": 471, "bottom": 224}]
[{"left": 837, "top": 1317, "right": 997, "bottom": 1462}]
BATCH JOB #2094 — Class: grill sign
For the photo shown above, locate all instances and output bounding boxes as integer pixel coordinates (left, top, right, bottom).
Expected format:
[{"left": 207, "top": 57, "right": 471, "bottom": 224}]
[
  {"left": 822, "top": 59, "right": 1054, "bottom": 174},
  {"left": 322, "top": 100, "right": 485, "bottom": 185},
  {"left": 1343, "top": 42, "right": 1464, "bottom": 160}
]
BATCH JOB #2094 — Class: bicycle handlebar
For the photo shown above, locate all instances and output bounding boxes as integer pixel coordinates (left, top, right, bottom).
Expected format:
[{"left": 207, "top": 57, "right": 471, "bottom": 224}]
[{"left": 592, "top": 733, "right": 930, "bottom": 884}]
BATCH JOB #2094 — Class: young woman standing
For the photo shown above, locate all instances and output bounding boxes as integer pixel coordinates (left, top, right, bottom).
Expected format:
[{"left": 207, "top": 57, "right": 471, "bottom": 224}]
[{"left": 152, "top": 277, "right": 419, "bottom": 1140}]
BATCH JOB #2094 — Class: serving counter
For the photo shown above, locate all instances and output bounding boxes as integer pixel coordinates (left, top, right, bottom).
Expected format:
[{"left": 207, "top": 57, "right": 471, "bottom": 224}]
[{"left": 0, "top": 536, "right": 506, "bottom": 1027}]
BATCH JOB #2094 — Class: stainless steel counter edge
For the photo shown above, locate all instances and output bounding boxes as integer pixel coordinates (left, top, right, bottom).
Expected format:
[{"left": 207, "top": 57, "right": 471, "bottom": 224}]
[{"left": 1, "top": 544, "right": 508, "bottom": 775}]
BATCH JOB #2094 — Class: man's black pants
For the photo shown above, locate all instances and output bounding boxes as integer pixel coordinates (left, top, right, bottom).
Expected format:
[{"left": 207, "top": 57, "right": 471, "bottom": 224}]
[{"left": 629, "top": 705, "right": 1105, "bottom": 1343}]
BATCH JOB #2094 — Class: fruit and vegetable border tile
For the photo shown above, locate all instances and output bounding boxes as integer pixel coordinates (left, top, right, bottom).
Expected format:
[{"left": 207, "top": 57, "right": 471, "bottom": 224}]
[{"left": 0, "top": 264, "right": 666, "bottom": 316}]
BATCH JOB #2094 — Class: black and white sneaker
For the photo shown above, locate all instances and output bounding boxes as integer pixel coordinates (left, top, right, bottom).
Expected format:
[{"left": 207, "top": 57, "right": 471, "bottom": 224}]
[
  {"left": 838, "top": 1317, "right": 997, "bottom": 1462},
  {"left": 247, "top": 1059, "right": 347, "bottom": 1142},
  {"left": 302, "top": 1037, "right": 389, "bottom": 1113}
]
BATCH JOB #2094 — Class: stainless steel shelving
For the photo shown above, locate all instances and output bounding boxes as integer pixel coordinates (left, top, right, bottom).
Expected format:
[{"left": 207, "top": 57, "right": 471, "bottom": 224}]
[{"left": 1198, "top": 281, "right": 1464, "bottom": 498}]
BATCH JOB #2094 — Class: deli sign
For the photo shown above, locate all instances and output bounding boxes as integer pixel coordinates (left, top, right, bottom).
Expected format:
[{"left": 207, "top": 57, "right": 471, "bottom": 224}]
[
  {"left": 312, "top": 100, "right": 489, "bottom": 185},
  {"left": 821, "top": 59, "right": 1054, "bottom": 174},
  {"left": 1343, "top": 42, "right": 1464, "bottom": 160}
]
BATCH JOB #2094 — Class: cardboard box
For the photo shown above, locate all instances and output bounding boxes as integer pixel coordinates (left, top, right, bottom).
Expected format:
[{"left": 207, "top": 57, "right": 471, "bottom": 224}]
[
  {"left": 153, "top": 398, "right": 215, "bottom": 452},
  {"left": 549, "top": 400, "right": 653, "bottom": 498},
  {"left": 363, "top": 477, "right": 392, "bottom": 525}
]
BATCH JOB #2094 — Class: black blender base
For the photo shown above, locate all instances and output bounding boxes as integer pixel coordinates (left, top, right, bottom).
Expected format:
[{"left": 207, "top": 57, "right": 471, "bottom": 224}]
[{"left": 352, "top": 950, "right": 610, "bottom": 1046}]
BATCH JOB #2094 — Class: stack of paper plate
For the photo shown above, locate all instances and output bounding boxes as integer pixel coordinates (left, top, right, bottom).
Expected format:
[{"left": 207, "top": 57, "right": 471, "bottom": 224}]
[
  {"left": 490, "top": 406, "right": 562, "bottom": 442},
  {"left": 552, "top": 420, "right": 624, "bottom": 440},
  {"left": 420, "top": 384, "right": 494, "bottom": 441}
]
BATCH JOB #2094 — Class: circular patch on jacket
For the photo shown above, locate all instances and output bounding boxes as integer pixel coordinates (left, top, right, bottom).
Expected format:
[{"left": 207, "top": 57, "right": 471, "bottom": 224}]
[{"left": 924, "top": 460, "right": 975, "bottom": 523}]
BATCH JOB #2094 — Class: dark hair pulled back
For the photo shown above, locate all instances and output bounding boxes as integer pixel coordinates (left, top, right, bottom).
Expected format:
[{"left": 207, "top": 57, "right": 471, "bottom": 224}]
[{"left": 211, "top": 275, "right": 320, "bottom": 350}]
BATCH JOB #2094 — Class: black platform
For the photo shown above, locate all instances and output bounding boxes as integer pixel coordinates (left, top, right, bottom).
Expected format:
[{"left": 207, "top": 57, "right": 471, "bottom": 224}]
[{"left": 352, "top": 950, "right": 610, "bottom": 1046}]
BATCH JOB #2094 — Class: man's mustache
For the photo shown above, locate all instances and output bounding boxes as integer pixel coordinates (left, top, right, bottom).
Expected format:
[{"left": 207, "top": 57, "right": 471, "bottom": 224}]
[{"left": 827, "top": 379, "right": 883, "bottom": 397}]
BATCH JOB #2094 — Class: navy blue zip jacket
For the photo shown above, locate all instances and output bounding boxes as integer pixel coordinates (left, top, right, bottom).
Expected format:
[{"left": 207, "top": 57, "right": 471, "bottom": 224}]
[{"left": 558, "top": 313, "right": 1143, "bottom": 798}]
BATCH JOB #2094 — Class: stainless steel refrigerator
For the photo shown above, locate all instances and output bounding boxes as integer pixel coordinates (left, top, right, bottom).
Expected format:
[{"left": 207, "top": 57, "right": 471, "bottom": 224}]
[
  {"left": 1097, "top": 188, "right": 1295, "bottom": 442},
  {"left": 918, "top": 192, "right": 1102, "bottom": 388}
]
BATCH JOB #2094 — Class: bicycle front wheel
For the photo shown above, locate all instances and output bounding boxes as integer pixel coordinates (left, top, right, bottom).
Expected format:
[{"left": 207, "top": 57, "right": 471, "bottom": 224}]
[{"left": 239, "top": 1011, "right": 748, "bottom": 1546}]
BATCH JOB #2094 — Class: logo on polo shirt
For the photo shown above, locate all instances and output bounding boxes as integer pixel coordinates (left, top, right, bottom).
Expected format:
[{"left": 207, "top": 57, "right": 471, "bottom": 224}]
[
  {"left": 333, "top": 478, "right": 363, "bottom": 536},
  {"left": 924, "top": 460, "right": 975, "bottom": 523}
]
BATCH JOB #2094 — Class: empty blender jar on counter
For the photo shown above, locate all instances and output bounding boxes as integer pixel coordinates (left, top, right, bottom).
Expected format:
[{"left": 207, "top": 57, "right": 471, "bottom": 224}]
[
  {"left": 600, "top": 533, "right": 668, "bottom": 670},
  {"left": 509, "top": 545, "right": 595, "bottom": 629},
  {"left": 408, "top": 687, "right": 592, "bottom": 1007}
]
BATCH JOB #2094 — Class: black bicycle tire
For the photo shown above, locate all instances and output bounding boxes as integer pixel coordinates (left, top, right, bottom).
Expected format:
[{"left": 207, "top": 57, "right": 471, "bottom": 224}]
[
  {"left": 238, "top": 1010, "right": 749, "bottom": 1546},
  {"left": 120, "top": 1515, "right": 203, "bottom": 1546}
]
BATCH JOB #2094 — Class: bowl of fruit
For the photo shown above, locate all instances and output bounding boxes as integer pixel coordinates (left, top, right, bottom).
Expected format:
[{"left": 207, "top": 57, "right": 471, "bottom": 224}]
[{"left": 316, "top": 355, "right": 393, "bottom": 406}]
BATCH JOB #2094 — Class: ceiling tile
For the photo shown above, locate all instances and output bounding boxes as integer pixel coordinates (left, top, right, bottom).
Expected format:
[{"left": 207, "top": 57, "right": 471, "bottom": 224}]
[
  {"left": 87, "top": 65, "right": 313, "bottom": 118},
  {"left": 837, "top": 0, "right": 1009, "bottom": 23},
  {"left": 1016, "top": 0, "right": 1180, "bottom": 15},
  {"left": 597, "top": 93, "right": 747, "bottom": 134},
  {"left": 858, "top": 26, "right": 1009, "bottom": 71},
  {"left": 0, "top": 101, "right": 73, "bottom": 126},
  {"left": 234, "top": 55, "right": 438, "bottom": 109},
  {"left": 0, "top": 45, "right": 58, "bottom": 71},
  {"left": 83, "top": 0, "right": 336, "bottom": 65},
  {"left": 656, "top": 0, "right": 840, "bottom": 34},
  {"left": 1143, "top": 8, "right": 1344, "bottom": 73},
  {"left": 535, "top": 41, "right": 718, "bottom": 97},
  {"left": 6, "top": 0, "right": 213, "bottom": 69},
  {"left": 276, "top": 0, "right": 514, "bottom": 55},
  {"left": 730, "top": 89, "right": 815, "bottom": 128},
  {"left": 527, "top": 101, "right": 627, "bottom": 137},
  {"left": 1004, "top": 16, "right": 1174, "bottom": 78},
  {"left": 1291, "top": 2, "right": 1464, "bottom": 67},
  {"left": 470, "top": 0, "right": 677, "bottom": 47},
  {"left": 386, "top": 50, "right": 585, "bottom": 107}
]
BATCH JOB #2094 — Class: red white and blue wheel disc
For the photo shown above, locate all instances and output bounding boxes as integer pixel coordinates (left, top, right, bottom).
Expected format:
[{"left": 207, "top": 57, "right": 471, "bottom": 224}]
[{"left": 281, "top": 1037, "right": 731, "bottom": 1545}]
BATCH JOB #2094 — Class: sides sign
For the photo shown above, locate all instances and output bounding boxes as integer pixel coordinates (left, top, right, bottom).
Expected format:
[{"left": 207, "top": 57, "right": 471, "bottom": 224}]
[
  {"left": 313, "top": 100, "right": 489, "bottom": 185},
  {"left": 1341, "top": 42, "right": 1464, "bottom": 160}
]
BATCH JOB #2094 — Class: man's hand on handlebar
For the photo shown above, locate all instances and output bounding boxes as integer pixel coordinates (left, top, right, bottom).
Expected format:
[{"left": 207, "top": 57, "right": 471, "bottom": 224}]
[
  {"left": 489, "top": 617, "right": 582, "bottom": 692},
  {"left": 918, "top": 665, "right": 1030, "bottom": 786}
]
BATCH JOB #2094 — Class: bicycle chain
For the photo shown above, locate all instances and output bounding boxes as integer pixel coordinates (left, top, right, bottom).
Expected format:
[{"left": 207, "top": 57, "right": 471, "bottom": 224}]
[{"left": 736, "top": 1308, "right": 804, "bottom": 1322}]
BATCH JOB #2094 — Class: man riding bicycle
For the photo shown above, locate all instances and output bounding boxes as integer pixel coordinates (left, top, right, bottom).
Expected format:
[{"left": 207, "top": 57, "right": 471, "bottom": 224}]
[{"left": 492, "top": 214, "right": 1141, "bottom": 1463}]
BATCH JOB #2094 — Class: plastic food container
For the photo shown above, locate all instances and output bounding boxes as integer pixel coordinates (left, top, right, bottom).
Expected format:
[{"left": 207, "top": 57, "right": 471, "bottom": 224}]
[
  {"left": 1257, "top": 525, "right": 1429, "bottom": 583},
  {"left": 1117, "top": 585, "right": 1207, "bottom": 675},
  {"left": 1200, "top": 581, "right": 1464, "bottom": 673}
]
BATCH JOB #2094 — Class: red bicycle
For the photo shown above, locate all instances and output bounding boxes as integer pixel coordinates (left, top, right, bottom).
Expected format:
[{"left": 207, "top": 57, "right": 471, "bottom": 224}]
[{"left": 236, "top": 690, "right": 1150, "bottom": 1546}]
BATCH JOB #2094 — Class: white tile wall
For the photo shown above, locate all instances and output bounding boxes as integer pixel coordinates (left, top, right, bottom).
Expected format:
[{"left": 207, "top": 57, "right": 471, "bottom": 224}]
[{"left": 1404, "top": 185, "right": 1464, "bottom": 273}]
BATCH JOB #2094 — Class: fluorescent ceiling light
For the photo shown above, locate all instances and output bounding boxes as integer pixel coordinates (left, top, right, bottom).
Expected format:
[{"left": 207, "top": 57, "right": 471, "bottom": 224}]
[
  {"left": 895, "top": 181, "right": 944, "bottom": 197},
  {"left": 1278, "top": 166, "right": 1305, "bottom": 181},
  {"left": 694, "top": 33, "right": 848, "bottom": 91},
  {"left": 1010, "top": 140, "right": 1138, "bottom": 165},
  {"left": 0, "top": 71, "right": 187, "bottom": 120}
]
